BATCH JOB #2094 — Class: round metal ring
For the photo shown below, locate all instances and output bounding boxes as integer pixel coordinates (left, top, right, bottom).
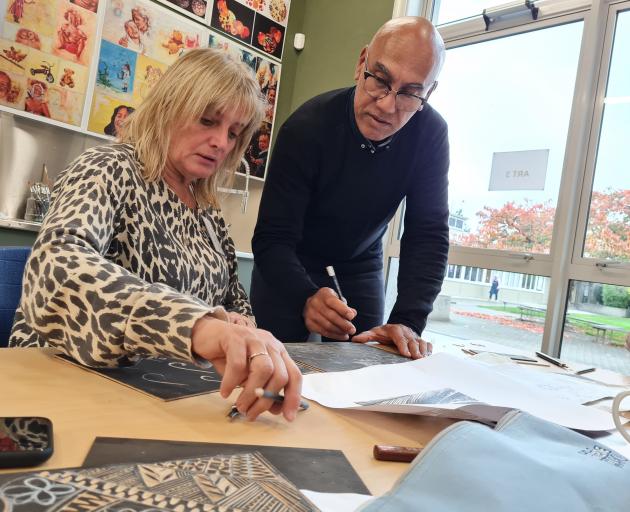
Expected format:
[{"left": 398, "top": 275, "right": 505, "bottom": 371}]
[{"left": 248, "top": 351, "right": 269, "bottom": 364}]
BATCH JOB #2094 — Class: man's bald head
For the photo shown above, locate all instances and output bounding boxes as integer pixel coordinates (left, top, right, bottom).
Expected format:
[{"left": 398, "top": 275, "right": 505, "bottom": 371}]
[
  {"left": 353, "top": 16, "right": 445, "bottom": 141},
  {"left": 370, "top": 16, "right": 445, "bottom": 84}
]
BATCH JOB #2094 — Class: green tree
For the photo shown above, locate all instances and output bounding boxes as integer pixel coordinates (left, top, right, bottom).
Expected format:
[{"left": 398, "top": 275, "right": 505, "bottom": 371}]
[{"left": 602, "top": 285, "right": 630, "bottom": 309}]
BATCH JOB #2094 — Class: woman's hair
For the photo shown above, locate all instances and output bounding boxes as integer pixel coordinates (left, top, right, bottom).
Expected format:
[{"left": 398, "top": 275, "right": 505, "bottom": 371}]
[
  {"left": 104, "top": 104, "right": 134, "bottom": 136},
  {"left": 118, "top": 48, "right": 265, "bottom": 208}
]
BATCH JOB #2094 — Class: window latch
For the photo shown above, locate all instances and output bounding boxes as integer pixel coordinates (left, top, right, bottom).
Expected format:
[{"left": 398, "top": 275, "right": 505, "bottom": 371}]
[
  {"left": 483, "top": 1, "right": 539, "bottom": 31},
  {"left": 509, "top": 253, "right": 534, "bottom": 262},
  {"left": 595, "top": 261, "right": 623, "bottom": 269}
]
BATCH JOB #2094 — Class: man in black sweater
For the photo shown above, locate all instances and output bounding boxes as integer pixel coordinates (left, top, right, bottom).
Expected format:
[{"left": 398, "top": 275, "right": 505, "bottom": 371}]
[{"left": 251, "top": 17, "right": 449, "bottom": 359}]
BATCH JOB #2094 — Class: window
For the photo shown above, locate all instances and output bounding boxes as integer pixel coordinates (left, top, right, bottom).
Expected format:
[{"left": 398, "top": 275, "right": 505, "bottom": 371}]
[
  {"left": 583, "top": 9, "right": 630, "bottom": 262},
  {"left": 384, "top": 1, "right": 630, "bottom": 369},
  {"left": 385, "top": 258, "right": 550, "bottom": 353},
  {"left": 561, "top": 280, "right": 630, "bottom": 374},
  {"left": 431, "top": 21, "right": 583, "bottom": 255}
]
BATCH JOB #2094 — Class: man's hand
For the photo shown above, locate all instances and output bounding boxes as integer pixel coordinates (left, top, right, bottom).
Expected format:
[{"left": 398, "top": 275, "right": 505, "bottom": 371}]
[
  {"left": 303, "top": 288, "right": 357, "bottom": 340},
  {"left": 226, "top": 311, "right": 256, "bottom": 328},
  {"left": 352, "top": 324, "right": 432, "bottom": 359},
  {"left": 191, "top": 316, "right": 302, "bottom": 422}
]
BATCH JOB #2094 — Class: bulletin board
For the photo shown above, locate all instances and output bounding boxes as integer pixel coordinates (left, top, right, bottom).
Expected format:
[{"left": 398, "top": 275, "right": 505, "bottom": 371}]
[{"left": 0, "top": 0, "right": 287, "bottom": 181}]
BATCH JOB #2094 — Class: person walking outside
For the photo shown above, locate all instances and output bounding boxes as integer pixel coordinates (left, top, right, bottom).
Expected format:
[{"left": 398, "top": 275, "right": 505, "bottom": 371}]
[{"left": 489, "top": 277, "right": 500, "bottom": 301}]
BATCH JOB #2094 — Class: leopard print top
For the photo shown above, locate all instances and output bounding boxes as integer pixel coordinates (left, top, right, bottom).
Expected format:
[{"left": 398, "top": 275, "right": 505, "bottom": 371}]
[{"left": 9, "top": 143, "right": 251, "bottom": 367}]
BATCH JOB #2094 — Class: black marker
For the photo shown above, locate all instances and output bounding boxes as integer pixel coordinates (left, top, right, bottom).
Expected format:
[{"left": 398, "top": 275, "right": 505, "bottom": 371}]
[
  {"left": 325, "top": 266, "right": 346, "bottom": 303},
  {"left": 535, "top": 351, "right": 569, "bottom": 369}
]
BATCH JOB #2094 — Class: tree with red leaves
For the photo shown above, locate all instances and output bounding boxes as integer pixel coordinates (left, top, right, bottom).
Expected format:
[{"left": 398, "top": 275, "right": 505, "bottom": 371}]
[
  {"left": 456, "top": 189, "right": 629, "bottom": 261},
  {"left": 457, "top": 200, "right": 555, "bottom": 253},
  {"left": 584, "top": 189, "right": 630, "bottom": 261}
]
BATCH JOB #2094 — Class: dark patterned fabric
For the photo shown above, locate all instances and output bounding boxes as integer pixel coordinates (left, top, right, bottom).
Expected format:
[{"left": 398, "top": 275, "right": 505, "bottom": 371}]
[{"left": 9, "top": 144, "right": 251, "bottom": 367}]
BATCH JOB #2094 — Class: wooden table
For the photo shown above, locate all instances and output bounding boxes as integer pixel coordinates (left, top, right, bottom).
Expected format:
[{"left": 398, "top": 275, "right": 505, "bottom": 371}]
[{"left": 0, "top": 348, "right": 455, "bottom": 496}]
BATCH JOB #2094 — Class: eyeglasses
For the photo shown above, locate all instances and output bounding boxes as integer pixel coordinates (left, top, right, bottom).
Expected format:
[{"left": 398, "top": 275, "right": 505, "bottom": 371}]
[{"left": 362, "top": 48, "right": 436, "bottom": 112}]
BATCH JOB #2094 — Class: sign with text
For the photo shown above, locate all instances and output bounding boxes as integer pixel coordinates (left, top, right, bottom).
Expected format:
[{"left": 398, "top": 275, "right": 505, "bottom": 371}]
[{"left": 489, "top": 149, "right": 549, "bottom": 191}]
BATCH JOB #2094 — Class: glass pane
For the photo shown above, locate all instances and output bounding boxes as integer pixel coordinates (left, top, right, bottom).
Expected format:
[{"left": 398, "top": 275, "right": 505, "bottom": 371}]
[
  {"left": 385, "top": 258, "right": 549, "bottom": 352},
  {"left": 433, "top": 1, "right": 502, "bottom": 25},
  {"left": 561, "top": 280, "right": 630, "bottom": 374},
  {"left": 583, "top": 10, "right": 630, "bottom": 262},
  {"left": 431, "top": 22, "right": 583, "bottom": 254}
]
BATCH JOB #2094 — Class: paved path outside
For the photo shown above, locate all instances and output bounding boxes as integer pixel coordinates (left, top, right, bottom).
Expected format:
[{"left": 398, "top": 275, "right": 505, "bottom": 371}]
[{"left": 424, "top": 298, "right": 630, "bottom": 375}]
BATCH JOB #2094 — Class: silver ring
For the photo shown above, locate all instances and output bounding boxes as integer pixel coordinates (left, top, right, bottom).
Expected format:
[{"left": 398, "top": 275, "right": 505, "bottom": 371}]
[{"left": 249, "top": 351, "right": 269, "bottom": 364}]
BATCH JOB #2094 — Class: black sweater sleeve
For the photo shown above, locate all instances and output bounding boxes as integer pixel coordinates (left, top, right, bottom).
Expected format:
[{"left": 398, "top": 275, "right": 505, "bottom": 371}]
[
  {"left": 252, "top": 119, "right": 320, "bottom": 307},
  {"left": 387, "top": 124, "right": 450, "bottom": 335}
]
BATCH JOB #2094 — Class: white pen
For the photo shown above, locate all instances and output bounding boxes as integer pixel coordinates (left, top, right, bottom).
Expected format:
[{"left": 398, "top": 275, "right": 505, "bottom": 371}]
[{"left": 325, "top": 265, "right": 346, "bottom": 303}]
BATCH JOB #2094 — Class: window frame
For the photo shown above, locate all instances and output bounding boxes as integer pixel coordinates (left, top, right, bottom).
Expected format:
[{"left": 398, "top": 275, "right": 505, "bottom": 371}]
[
  {"left": 385, "top": 0, "right": 630, "bottom": 357},
  {"left": 571, "top": 2, "right": 630, "bottom": 281}
]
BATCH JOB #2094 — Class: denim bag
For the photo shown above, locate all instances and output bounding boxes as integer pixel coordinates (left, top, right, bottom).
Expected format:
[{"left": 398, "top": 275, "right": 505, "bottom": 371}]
[{"left": 361, "top": 410, "right": 629, "bottom": 512}]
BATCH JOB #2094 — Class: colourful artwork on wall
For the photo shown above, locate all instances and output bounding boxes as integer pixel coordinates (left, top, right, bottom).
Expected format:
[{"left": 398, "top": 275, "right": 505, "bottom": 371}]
[
  {"left": 240, "top": 0, "right": 289, "bottom": 26},
  {"left": 251, "top": 10, "right": 282, "bottom": 58},
  {"left": 52, "top": 1, "right": 97, "bottom": 66},
  {"left": 255, "top": 53, "right": 277, "bottom": 121},
  {"left": 0, "top": 0, "right": 286, "bottom": 181},
  {"left": 96, "top": 39, "right": 137, "bottom": 95},
  {"left": 87, "top": 90, "right": 134, "bottom": 135},
  {"left": 155, "top": 0, "right": 207, "bottom": 23},
  {"left": 244, "top": 120, "right": 269, "bottom": 178},
  {"left": 208, "top": 0, "right": 287, "bottom": 60},
  {"left": 101, "top": 0, "right": 203, "bottom": 65},
  {"left": 89, "top": 0, "right": 207, "bottom": 137},
  {"left": 0, "top": 0, "right": 100, "bottom": 126},
  {"left": 0, "top": 67, "right": 25, "bottom": 108},
  {"left": 208, "top": 29, "right": 278, "bottom": 180},
  {"left": 210, "top": 0, "right": 253, "bottom": 43},
  {"left": 70, "top": 0, "right": 98, "bottom": 13},
  {"left": 131, "top": 51, "right": 167, "bottom": 104}
]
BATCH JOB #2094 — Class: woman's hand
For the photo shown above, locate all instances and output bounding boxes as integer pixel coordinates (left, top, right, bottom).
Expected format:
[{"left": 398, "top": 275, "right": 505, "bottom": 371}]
[
  {"left": 191, "top": 316, "right": 302, "bottom": 421},
  {"left": 226, "top": 311, "right": 256, "bottom": 328}
]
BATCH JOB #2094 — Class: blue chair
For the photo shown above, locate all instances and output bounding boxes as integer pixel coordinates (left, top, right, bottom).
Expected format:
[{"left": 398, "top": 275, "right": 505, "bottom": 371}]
[{"left": 0, "top": 247, "right": 31, "bottom": 347}]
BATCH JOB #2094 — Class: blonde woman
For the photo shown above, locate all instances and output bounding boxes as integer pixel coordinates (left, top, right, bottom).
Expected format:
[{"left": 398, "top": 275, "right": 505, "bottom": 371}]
[{"left": 10, "top": 49, "right": 302, "bottom": 422}]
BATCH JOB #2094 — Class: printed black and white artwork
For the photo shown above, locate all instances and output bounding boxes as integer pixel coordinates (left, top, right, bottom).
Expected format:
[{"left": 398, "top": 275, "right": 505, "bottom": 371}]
[
  {"left": 357, "top": 388, "right": 479, "bottom": 407},
  {"left": 285, "top": 342, "right": 408, "bottom": 373},
  {"left": 0, "top": 452, "right": 319, "bottom": 511},
  {"left": 84, "top": 437, "right": 371, "bottom": 494}
]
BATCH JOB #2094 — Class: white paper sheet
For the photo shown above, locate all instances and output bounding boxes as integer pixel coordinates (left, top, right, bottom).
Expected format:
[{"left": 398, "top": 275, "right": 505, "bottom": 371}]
[
  {"left": 431, "top": 339, "right": 624, "bottom": 405},
  {"left": 301, "top": 490, "right": 373, "bottom": 512},
  {"left": 489, "top": 364, "right": 621, "bottom": 405},
  {"left": 301, "top": 353, "right": 618, "bottom": 431}
]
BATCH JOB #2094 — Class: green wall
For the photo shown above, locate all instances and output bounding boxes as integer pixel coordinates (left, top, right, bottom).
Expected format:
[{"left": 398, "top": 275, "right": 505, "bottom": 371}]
[
  {"left": 273, "top": 0, "right": 395, "bottom": 140},
  {"left": 272, "top": 0, "right": 306, "bottom": 143}
]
